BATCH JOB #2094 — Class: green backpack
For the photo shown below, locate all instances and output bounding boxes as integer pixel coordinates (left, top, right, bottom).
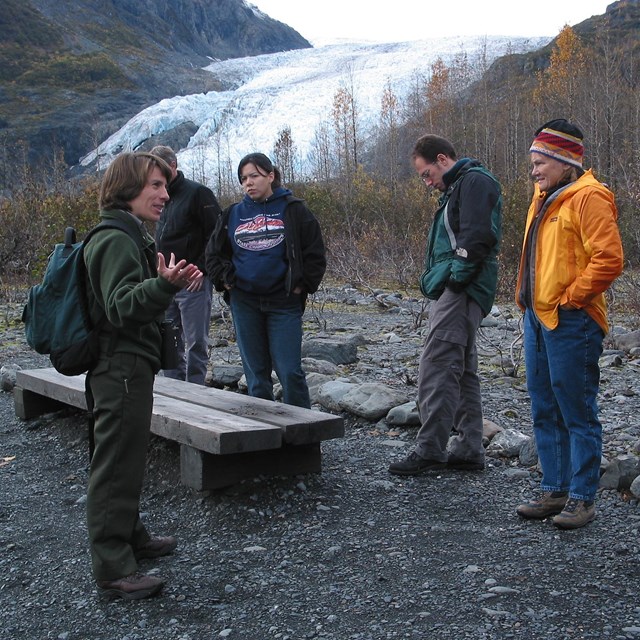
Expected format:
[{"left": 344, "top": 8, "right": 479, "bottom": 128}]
[{"left": 22, "top": 221, "right": 141, "bottom": 376}]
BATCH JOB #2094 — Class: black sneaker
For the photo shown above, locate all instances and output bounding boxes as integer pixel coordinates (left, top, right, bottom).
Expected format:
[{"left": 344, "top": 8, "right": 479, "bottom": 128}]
[
  {"left": 388, "top": 451, "right": 446, "bottom": 476},
  {"left": 447, "top": 455, "right": 485, "bottom": 471}
]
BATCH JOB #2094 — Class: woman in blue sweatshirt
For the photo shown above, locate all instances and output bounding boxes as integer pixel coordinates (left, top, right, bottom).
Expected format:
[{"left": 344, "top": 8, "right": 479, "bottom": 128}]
[{"left": 205, "top": 153, "right": 326, "bottom": 407}]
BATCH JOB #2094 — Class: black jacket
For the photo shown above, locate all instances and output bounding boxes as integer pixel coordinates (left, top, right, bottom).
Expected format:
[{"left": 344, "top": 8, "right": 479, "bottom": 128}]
[
  {"left": 205, "top": 196, "right": 326, "bottom": 306},
  {"left": 155, "top": 171, "right": 221, "bottom": 273}
]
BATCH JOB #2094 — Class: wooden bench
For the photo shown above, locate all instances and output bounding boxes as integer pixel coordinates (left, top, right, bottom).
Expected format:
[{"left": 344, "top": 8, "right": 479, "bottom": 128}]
[{"left": 13, "top": 367, "right": 345, "bottom": 490}]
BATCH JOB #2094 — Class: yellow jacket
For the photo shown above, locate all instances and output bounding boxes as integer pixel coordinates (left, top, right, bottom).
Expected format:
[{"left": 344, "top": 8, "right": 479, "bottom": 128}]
[{"left": 515, "top": 170, "right": 623, "bottom": 333}]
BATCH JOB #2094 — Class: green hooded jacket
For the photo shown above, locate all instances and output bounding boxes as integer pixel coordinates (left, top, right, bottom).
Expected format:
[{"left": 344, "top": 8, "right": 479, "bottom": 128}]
[
  {"left": 420, "top": 159, "right": 502, "bottom": 316},
  {"left": 83, "top": 209, "right": 180, "bottom": 371}
]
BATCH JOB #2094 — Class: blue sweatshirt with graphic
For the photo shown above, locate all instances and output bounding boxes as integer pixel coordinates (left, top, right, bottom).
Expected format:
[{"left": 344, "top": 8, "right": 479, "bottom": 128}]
[{"left": 228, "top": 187, "right": 292, "bottom": 295}]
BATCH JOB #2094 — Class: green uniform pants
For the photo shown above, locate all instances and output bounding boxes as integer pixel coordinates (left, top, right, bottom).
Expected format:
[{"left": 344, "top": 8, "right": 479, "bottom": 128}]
[{"left": 86, "top": 352, "right": 154, "bottom": 581}]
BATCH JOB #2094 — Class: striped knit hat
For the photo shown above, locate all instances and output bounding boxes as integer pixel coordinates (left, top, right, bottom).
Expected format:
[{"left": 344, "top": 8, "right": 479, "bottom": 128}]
[{"left": 529, "top": 119, "right": 584, "bottom": 168}]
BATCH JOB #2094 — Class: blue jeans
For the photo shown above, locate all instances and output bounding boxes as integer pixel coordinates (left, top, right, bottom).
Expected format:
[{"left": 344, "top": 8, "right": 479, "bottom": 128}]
[
  {"left": 230, "top": 288, "right": 310, "bottom": 408},
  {"left": 163, "top": 277, "right": 213, "bottom": 385},
  {"left": 524, "top": 308, "right": 604, "bottom": 501}
]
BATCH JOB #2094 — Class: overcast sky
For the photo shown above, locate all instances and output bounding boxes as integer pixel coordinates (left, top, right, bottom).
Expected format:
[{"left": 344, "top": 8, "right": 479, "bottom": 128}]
[{"left": 250, "top": 0, "right": 613, "bottom": 46}]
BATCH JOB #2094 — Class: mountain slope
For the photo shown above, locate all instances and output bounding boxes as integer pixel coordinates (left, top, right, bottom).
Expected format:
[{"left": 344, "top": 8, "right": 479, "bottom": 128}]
[
  {"left": 479, "top": 0, "right": 640, "bottom": 98},
  {"left": 0, "top": 0, "right": 310, "bottom": 177}
]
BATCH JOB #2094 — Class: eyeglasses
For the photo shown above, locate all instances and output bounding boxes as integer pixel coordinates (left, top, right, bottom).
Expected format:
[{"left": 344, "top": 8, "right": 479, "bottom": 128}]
[{"left": 420, "top": 162, "right": 438, "bottom": 183}]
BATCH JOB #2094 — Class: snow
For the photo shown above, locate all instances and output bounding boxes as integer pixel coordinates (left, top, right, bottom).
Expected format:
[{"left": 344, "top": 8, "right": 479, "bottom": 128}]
[{"left": 80, "top": 36, "right": 549, "bottom": 178}]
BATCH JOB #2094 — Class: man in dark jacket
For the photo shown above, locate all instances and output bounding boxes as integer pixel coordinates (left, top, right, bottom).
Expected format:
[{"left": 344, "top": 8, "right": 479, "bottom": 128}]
[
  {"left": 389, "top": 135, "right": 502, "bottom": 476},
  {"left": 151, "top": 146, "right": 221, "bottom": 385}
]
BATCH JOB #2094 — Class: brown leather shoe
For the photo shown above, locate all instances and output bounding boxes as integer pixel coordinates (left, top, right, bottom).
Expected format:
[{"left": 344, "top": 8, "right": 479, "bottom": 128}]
[
  {"left": 97, "top": 572, "right": 164, "bottom": 600},
  {"left": 134, "top": 535, "right": 177, "bottom": 560},
  {"left": 516, "top": 492, "right": 568, "bottom": 519},
  {"left": 553, "top": 499, "right": 596, "bottom": 529}
]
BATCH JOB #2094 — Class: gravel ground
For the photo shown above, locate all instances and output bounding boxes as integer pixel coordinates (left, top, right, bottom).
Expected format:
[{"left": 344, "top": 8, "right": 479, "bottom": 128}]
[{"left": 2, "top": 296, "right": 640, "bottom": 640}]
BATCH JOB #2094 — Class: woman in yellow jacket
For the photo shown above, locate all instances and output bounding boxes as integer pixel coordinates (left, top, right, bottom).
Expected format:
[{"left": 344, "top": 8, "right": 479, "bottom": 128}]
[{"left": 515, "top": 119, "right": 623, "bottom": 529}]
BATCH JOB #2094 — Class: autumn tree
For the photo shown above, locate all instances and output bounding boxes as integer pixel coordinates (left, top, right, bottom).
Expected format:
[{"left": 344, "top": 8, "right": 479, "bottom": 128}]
[
  {"left": 273, "top": 126, "right": 297, "bottom": 184},
  {"left": 534, "top": 25, "right": 588, "bottom": 121},
  {"left": 332, "top": 84, "right": 359, "bottom": 178},
  {"left": 206, "top": 112, "right": 236, "bottom": 199},
  {"left": 586, "top": 28, "right": 626, "bottom": 181},
  {"left": 308, "top": 121, "right": 333, "bottom": 183},
  {"left": 377, "top": 79, "right": 402, "bottom": 191},
  {"left": 425, "top": 57, "right": 453, "bottom": 137}
]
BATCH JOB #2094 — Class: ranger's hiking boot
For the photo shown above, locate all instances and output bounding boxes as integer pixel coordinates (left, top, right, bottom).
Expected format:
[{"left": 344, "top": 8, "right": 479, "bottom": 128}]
[
  {"left": 516, "top": 491, "right": 568, "bottom": 519},
  {"left": 97, "top": 572, "right": 165, "bottom": 600},
  {"left": 553, "top": 498, "right": 596, "bottom": 530},
  {"left": 134, "top": 535, "right": 177, "bottom": 560}
]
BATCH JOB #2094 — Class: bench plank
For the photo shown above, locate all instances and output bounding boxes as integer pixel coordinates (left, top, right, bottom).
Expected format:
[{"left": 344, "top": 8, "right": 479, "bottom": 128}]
[
  {"left": 150, "top": 395, "right": 281, "bottom": 454},
  {"left": 153, "top": 377, "right": 345, "bottom": 444},
  {"left": 15, "top": 368, "right": 282, "bottom": 455},
  {"left": 15, "top": 368, "right": 87, "bottom": 414}
]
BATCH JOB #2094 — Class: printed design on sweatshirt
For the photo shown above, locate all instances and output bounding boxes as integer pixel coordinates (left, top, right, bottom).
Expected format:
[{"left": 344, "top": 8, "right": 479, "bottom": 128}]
[{"left": 234, "top": 214, "right": 285, "bottom": 251}]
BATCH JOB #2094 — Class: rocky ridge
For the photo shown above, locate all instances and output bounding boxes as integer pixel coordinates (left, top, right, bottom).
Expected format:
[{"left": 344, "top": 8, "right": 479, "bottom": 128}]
[{"left": 1, "top": 0, "right": 311, "bottom": 176}]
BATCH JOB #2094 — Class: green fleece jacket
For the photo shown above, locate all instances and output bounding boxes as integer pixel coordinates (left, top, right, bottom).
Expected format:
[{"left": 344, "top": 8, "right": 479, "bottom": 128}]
[{"left": 83, "top": 209, "right": 179, "bottom": 371}]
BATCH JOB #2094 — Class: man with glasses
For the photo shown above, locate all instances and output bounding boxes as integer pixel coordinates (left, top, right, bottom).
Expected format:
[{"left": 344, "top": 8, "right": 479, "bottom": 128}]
[{"left": 389, "top": 135, "right": 502, "bottom": 476}]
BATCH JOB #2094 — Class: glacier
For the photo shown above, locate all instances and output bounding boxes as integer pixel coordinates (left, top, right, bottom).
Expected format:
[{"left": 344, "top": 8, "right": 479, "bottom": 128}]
[{"left": 80, "top": 36, "right": 549, "bottom": 180}]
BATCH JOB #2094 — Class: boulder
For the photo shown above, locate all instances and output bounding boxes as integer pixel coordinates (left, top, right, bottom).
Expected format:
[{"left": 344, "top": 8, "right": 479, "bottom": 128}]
[
  {"left": 386, "top": 401, "right": 420, "bottom": 426},
  {"left": 339, "top": 383, "right": 410, "bottom": 421},
  {"left": 486, "top": 428, "right": 530, "bottom": 458},
  {"left": 599, "top": 454, "right": 640, "bottom": 490},
  {"left": 302, "top": 339, "right": 358, "bottom": 365},
  {"left": 316, "top": 380, "right": 359, "bottom": 413}
]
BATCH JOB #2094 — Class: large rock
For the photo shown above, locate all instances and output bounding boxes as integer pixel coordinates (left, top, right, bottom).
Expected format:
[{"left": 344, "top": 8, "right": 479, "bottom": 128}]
[
  {"left": 599, "top": 454, "right": 640, "bottom": 490},
  {"left": 386, "top": 401, "right": 420, "bottom": 426},
  {"left": 518, "top": 436, "right": 538, "bottom": 467},
  {"left": 486, "top": 429, "right": 530, "bottom": 458},
  {"left": 1, "top": 365, "right": 20, "bottom": 392},
  {"left": 316, "top": 380, "right": 359, "bottom": 413},
  {"left": 339, "top": 383, "right": 410, "bottom": 421},
  {"left": 613, "top": 330, "right": 640, "bottom": 352},
  {"left": 207, "top": 364, "right": 244, "bottom": 388},
  {"left": 483, "top": 418, "right": 503, "bottom": 442},
  {"left": 302, "top": 358, "right": 339, "bottom": 376},
  {"left": 304, "top": 373, "right": 333, "bottom": 405},
  {"left": 302, "top": 339, "right": 358, "bottom": 365}
]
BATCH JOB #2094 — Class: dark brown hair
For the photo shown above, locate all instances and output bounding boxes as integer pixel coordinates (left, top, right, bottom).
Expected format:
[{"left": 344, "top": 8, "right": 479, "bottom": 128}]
[
  {"left": 237, "top": 153, "right": 282, "bottom": 188},
  {"left": 99, "top": 152, "right": 172, "bottom": 211},
  {"left": 412, "top": 135, "right": 457, "bottom": 163}
]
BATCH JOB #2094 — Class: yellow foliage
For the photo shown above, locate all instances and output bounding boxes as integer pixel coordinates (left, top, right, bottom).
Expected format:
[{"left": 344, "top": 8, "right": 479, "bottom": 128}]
[{"left": 534, "top": 26, "right": 588, "bottom": 119}]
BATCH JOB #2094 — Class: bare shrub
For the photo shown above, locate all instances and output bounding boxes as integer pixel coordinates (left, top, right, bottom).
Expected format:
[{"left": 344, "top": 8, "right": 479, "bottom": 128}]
[{"left": 0, "top": 173, "right": 100, "bottom": 301}]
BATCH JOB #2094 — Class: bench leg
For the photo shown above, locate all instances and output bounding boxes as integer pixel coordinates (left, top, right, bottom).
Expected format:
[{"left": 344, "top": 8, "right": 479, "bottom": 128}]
[
  {"left": 13, "top": 387, "right": 67, "bottom": 420},
  {"left": 180, "top": 443, "right": 322, "bottom": 490}
]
